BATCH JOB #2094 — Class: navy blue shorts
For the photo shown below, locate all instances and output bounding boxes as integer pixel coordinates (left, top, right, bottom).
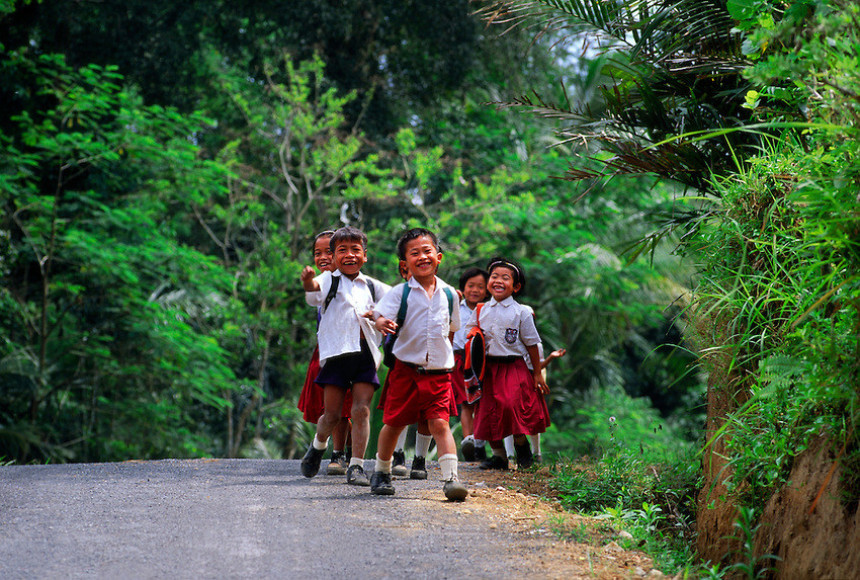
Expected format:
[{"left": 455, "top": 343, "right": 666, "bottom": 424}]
[{"left": 315, "top": 339, "right": 381, "bottom": 390}]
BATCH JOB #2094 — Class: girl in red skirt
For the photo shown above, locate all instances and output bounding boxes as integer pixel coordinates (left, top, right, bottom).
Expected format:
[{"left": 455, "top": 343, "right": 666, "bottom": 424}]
[
  {"left": 296, "top": 230, "right": 352, "bottom": 475},
  {"left": 466, "top": 257, "right": 550, "bottom": 470}
]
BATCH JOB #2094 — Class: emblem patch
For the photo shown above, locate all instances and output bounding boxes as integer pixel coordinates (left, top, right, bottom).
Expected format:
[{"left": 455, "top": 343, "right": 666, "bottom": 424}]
[{"left": 504, "top": 328, "right": 518, "bottom": 344}]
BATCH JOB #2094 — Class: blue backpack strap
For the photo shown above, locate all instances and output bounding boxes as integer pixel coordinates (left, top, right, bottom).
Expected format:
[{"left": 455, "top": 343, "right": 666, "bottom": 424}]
[
  {"left": 395, "top": 284, "right": 411, "bottom": 326},
  {"left": 443, "top": 287, "right": 454, "bottom": 318},
  {"left": 323, "top": 274, "right": 340, "bottom": 313}
]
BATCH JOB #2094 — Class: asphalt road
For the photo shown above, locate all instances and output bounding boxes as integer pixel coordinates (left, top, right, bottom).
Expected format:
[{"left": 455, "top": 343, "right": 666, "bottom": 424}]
[{"left": 0, "top": 458, "right": 543, "bottom": 579}]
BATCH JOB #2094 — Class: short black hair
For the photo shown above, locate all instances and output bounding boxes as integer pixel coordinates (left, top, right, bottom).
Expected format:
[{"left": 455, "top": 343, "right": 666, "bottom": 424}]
[
  {"left": 330, "top": 226, "right": 367, "bottom": 252},
  {"left": 459, "top": 267, "right": 489, "bottom": 292},
  {"left": 396, "top": 228, "right": 440, "bottom": 260},
  {"left": 487, "top": 256, "right": 526, "bottom": 296}
]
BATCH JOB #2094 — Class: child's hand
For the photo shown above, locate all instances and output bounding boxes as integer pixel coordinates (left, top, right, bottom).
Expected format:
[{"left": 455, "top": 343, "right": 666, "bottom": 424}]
[
  {"left": 375, "top": 316, "right": 398, "bottom": 335},
  {"left": 549, "top": 348, "right": 566, "bottom": 361},
  {"left": 301, "top": 266, "right": 320, "bottom": 291},
  {"left": 534, "top": 372, "right": 550, "bottom": 394}
]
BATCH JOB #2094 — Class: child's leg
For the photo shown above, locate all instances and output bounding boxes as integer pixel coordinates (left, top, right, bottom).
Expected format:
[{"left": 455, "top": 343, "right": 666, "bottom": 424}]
[
  {"left": 392, "top": 426, "right": 409, "bottom": 476},
  {"left": 317, "top": 386, "right": 347, "bottom": 441},
  {"left": 513, "top": 433, "right": 533, "bottom": 469},
  {"left": 530, "top": 433, "right": 541, "bottom": 456},
  {"left": 411, "top": 421, "right": 432, "bottom": 480},
  {"left": 503, "top": 435, "right": 515, "bottom": 458},
  {"left": 301, "top": 385, "right": 346, "bottom": 478},
  {"left": 459, "top": 402, "right": 475, "bottom": 438},
  {"left": 348, "top": 381, "right": 375, "bottom": 467},
  {"left": 427, "top": 417, "right": 468, "bottom": 501},
  {"left": 370, "top": 424, "right": 405, "bottom": 496},
  {"left": 333, "top": 418, "right": 349, "bottom": 451},
  {"left": 479, "top": 439, "right": 510, "bottom": 471}
]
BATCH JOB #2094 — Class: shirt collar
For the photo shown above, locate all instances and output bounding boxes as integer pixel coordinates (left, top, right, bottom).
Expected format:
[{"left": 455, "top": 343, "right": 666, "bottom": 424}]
[{"left": 489, "top": 296, "right": 515, "bottom": 307}]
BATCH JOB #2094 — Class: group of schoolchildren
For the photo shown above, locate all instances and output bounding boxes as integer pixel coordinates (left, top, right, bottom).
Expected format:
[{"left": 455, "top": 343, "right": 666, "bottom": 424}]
[{"left": 297, "top": 225, "right": 563, "bottom": 502}]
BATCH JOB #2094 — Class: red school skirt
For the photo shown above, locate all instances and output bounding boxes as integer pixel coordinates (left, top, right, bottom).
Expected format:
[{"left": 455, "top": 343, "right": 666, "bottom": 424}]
[
  {"left": 297, "top": 346, "right": 352, "bottom": 423},
  {"left": 472, "top": 357, "right": 550, "bottom": 442},
  {"left": 450, "top": 350, "right": 468, "bottom": 405}
]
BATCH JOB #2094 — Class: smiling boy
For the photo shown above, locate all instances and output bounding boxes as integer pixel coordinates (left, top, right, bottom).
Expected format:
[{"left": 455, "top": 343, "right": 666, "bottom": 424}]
[
  {"left": 300, "top": 226, "right": 390, "bottom": 486},
  {"left": 369, "top": 228, "right": 468, "bottom": 501}
]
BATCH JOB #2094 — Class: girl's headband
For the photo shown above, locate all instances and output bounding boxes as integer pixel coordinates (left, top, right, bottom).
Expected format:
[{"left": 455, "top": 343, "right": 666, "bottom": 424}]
[{"left": 487, "top": 258, "right": 522, "bottom": 283}]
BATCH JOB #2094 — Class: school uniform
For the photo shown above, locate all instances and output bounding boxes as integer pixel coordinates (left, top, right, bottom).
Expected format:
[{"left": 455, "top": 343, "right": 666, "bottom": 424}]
[
  {"left": 465, "top": 296, "right": 551, "bottom": 441},
  {"left": 306, "top": 269, "right": 389, "bottom": 389},
  {"left": 373, "top": 277, "right": 461, "bottom": 427},
  {"left": 450, "top": 301, "right": 476, "bottom": 405},
  {"left": 297, "top": 345, "right": 353, "bottom": 421}
]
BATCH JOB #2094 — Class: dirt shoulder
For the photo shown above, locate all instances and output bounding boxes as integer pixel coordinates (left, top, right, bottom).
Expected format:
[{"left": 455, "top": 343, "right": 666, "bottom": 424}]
[{"left": 456, "top": 464, "right": 667, "bottom": 579}]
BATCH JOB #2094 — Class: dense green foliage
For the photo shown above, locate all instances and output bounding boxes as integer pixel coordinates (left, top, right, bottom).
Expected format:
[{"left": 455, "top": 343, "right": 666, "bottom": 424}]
[
  {"left": 476, "top": 0, "right": 858, "bottom": 574},
  {"left": 0, "top": 0, "right": 700, "bottom": 463}
]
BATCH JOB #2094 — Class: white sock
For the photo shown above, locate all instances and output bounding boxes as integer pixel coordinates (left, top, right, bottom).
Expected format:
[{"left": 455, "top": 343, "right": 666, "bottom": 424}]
[
  {"left": 415, "top": 433, "right": 432, "bottom": 457},
  {"left": 375, "top": 454, "right": 391, "bottom": 474},
  {"left": 349, "top": 457, "right": 364, "bottom": 468},
  {"left": 313, "top": 436, "right": 329, "bottom": 451},
  {"left": 439, "top": 453, "right": 458, "bottom": 481},
  {"left": 461, "top": 434, "right": 474, "bottom": 445},
  {"left": 395, "top": 428, "right": 408, "bottom": 452},
  {"left": 503, "top": 435, "right": 515, "bottom": 458},
  {"left": 530, "top": 434, "right": 541, "bottom": 455}
]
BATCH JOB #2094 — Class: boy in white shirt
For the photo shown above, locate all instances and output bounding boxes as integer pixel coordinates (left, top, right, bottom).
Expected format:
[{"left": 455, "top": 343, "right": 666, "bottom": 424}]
[
  {"left": 369, "top": 228, "right": 468, "bottom": 501},
  {"left": 299, "top": 226, "right": 390, "bottom": 486}
]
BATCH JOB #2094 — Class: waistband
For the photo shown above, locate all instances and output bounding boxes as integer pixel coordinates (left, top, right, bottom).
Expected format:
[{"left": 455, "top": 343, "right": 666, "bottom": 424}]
[
  {"left": 486, "top": 355, "right": 522, "bottom": 363},
  {"left": 400, "top": 360, "right": 453, "bottom": 375},
  {"left": 453, "top": 349, "right": 465, "bottom": 356}
]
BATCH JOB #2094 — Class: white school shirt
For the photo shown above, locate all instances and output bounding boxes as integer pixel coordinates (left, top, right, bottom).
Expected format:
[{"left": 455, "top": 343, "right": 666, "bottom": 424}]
[
  {"left": 464, "top": 296, "right": 540, "bottom": 358},
  {"left": 452, "top": 301, "right": 475, "bottom": 351},
  {"left": 306, "top": 270, "right": 390, "bottom": 367},
  {"left": 373, "top": 276, "right": 461, "bottom": 370}
]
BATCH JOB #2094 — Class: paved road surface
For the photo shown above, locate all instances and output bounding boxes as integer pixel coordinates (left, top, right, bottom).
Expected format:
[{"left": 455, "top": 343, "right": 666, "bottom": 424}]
[{"left": 0, "top": 458, "right": 545, "bottom": 579}]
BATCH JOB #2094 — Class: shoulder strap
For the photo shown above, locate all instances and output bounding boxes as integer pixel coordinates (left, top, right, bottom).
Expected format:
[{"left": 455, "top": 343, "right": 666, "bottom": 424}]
[
  {"left": 323, "top": 275, "right": 340, "bottom": 313},
  {"left": 366, "top": 278, "right": 377, "bottom": 302},
  {"left": 475, "top": 303, "right": 484, "bottom": 328},
  {"left": 395, "top": 284, "right": 411, "bottom": 326},
  {"left": 443, "top": 287, "right": 454, "bottom": 318}
]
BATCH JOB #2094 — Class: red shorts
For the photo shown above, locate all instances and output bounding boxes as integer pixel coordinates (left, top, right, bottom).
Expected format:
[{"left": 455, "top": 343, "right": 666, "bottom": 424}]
[
  {"left": 297, "top": 346, "right": 352, "bottom": 422},
  {"left": 382, "top": 359, "right": 454, "bottom": 427}
]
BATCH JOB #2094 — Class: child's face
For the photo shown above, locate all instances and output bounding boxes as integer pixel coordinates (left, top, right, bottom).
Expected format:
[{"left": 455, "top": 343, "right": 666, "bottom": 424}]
[
  {"left": 403, "top": 235, "right": 441, "bottom": 280},
  {"left": 333, "top": 239, "right": 367, "bottom": 278},
  {"left": 487, "top": 266, "right": 520, "bottom": 301},
  {"left": 313, "top": 236, "right": 334, "bottom": 272},
  {"left": 462, "top": 275, "right": 487, "bottom": 307}
]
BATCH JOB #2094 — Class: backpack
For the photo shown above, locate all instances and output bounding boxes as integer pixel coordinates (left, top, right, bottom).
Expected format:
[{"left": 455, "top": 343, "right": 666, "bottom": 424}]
[
  {"left": 382, "top": 284, "right": 454, "bottom": 368},
  {"left": 322, "top": 274, "right": 377, "bottom": 313},
  {"left": 462, "top": 303, "right": 486, "bottom": 404}
]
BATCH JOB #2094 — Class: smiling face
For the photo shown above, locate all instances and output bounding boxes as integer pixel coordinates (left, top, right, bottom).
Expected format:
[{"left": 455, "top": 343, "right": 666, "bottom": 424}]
[
  {"left": 462, "top": 274, "right": 487, "bottom": 308},
  {"left": 313, "top": 236, "right": 334, "bottom": 272},
  {"left": 487, "top": 265, "right": 520, "bottom": 301},
  {"left": 333, "top": 238, "right": 367, "bottom": 279},
  {"left": 403, "top": 235, "right": 442, "bottom": 282}
]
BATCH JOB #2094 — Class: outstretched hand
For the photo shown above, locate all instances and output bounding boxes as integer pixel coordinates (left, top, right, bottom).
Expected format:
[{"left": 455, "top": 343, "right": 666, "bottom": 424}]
[{"left": 301, "top": 266, "right": 319, "bottom": 292}]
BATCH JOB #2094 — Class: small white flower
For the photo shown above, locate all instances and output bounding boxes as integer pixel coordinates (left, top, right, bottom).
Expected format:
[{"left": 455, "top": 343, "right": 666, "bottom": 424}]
[{"left": 609, "top": 416, "right": 616, "bottom": 423}]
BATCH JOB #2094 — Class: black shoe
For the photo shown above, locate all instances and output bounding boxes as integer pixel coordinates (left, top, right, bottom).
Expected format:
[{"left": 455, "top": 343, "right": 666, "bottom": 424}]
[
  {"left": 515, "top": 442, "right": 534, "bottom": 469},
  {"left": 346, "top": 464, "right": 370, "bottom": 486},
  {"left": 479, "top": 455, "right": 509, "bottom": 470},
  {"left": 301, "top": 445, "right": 325, "bottom": 478},
  {"left": 475, "top": 445, "right": 488, "bottom": 462},
  {"left": 461, "top": 438, "right": 476, "bottom": 462},
  {"left": 370, "top": 471, "right": 396, "bottom": 496},
  {"left": 443, "top": 479, "right": 469, "bottom": 502},
  {"left": 391, "top": 450, "right": 409, "bottom": 477},
  {"left": 326, "top": 451, "right": 347, "bottom": 476},
  {"left": 410, "top": 456, "right": 428, "bottom": 480}
]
